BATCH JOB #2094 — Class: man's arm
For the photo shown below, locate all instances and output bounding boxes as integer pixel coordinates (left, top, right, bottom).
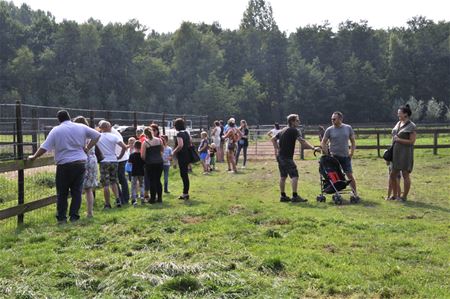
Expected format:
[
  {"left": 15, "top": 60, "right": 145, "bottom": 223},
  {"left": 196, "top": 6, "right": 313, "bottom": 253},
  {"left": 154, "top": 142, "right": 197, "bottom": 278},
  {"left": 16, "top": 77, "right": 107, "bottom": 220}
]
[
  {"left": 117, "top": 141, "right": 127, "bottom": 160},
  {"left": 299, "top": 139, "right": 319, "bottom": 151},
  {"left": 28, "top": 147, "right": 47, "bottom": 160},
  {"left": 320, "top": 136, "right": 330, "bottom": 155},
  {"left": 84, "top": 135, "right": 101, "bottom": 154},
  {"left": 271, "top": 135, "right": 279, "bottom": 156},
  {"left": 349, "top": 135, "right": 356, "bottom": 158}
]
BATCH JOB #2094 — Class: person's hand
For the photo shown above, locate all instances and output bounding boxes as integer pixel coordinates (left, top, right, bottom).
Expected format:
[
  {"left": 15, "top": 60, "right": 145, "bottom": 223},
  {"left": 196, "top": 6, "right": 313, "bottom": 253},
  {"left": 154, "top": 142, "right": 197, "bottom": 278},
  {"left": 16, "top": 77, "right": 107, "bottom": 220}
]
[
  {"left": 393, "top": 135, "right": 399, "bottom": 142},
  {"left": 27, "top": 155, "right": 36, "bottom": 161},
  {"left": 349, "top": 152, "right": 353, "bottom": 159}
]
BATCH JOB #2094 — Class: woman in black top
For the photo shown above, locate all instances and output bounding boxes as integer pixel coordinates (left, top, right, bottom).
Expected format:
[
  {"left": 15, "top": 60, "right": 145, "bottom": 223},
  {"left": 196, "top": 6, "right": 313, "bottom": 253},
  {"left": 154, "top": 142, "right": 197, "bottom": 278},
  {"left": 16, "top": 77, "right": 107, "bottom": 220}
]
[
  {"left": 141, "top": 127, "right": 164, "bottom": 203},
  {"left": 172, "top": 118, "right": 191, "bottom": 200},
  {"left": 235, "top": 120, "right": 249, "bottom": 168}
]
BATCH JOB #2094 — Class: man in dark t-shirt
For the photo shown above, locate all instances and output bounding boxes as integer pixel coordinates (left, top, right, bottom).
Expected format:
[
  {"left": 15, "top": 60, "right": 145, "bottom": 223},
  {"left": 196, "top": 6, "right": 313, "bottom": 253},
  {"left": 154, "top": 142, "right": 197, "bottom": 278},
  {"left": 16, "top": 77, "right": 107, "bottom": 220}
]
[{"left": 271, "top": 114, "right": 319, "bottom": 203}]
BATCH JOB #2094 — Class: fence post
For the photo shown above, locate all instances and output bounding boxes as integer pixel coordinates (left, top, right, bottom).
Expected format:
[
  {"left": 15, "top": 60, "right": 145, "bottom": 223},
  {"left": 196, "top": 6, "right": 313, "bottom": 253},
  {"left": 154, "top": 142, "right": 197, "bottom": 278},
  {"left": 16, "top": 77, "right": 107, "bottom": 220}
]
[
  {"left": 433, "top": 131, "right": 438, "bottom": 155},
  {"left": 255, "top": 125, "right": 259, "bottom": 156},
  {"left": 31, "top": 108, "right": 38, "bottom": 154},
  {"left": 133, "top": 111, "right": 138, "bottom": 129},
  {"left": 162, "top": 112, "right": 166, "bottom": 135},
  {"left": 376, "top": 132, "right": 380, "bottom": 157},
  {"left": 106, "top": 111, "right": 112, "bottom": 123},
  {"left": 89, "top": 110, "right": 95, "bottom": 128},
  {"left": 15, "top": 100, "right": 25, "bottom": 225}
]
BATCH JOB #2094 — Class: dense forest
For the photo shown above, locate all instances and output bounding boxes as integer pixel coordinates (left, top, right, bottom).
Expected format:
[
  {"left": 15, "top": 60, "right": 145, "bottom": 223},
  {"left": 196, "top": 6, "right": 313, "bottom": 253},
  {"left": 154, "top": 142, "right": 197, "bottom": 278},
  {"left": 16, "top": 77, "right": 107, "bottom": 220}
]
[{"left": 1, "top": 0, "right": 449, "bottom": 124}]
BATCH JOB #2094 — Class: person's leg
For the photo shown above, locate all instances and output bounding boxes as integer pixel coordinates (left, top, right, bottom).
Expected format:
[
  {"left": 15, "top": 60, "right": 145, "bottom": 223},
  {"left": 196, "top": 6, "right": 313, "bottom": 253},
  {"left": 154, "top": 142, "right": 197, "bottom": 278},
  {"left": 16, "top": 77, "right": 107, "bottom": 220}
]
[
  {"left": 243, "top": 145, "right": 248, "bottom": 167},
  {"left": 131, "top": 176, "right": 138, "bottom": 202},
  {"left": 147, "top": 164, "right": 157, "bottom": 203},
  {"left": 100, "top": 163, "right": 111, "bottom": 206},
  {"left": 163, "top": 165, "right": 170, "bottom": 192},
  {"left": 109, "top": 163, "right": 121, "bottom": 206},
  {"left": 235, "top": 143, "right": 242, "bottom": 165},
  {"left": 156, "top": 163, "right": 163, "bottom": 202},
  {"left": 138, "top": 176, "right": 145, "bottom": 199},
  {"left": 401, "top": 171, "right": 411, "bottom": 199},
  {"left": 291, "top": 177, "right": 298, "bottom": 194},
  {"left": 279, "top": 176, "right": 287, "bottom": 193},
  {"left": 179, "top": 161, "right": 190, "bottom": 196},
  {"left": 117, "top": 161, "right": 129, "bottom": 204},
  {"left": 55, "top": 165, "right": 70, "bottom": 222},
  {"left": 346, "top": 172, "right": 357, "bottom": 195},
  {"left": 68, "top": 163, "right": 86, "bottom": 222},
  {"left": 144, "top": 168, "right": 150, "bottom": 200},
  {"left": 86, "top": 188, "right": 94, "bottom": 217}
]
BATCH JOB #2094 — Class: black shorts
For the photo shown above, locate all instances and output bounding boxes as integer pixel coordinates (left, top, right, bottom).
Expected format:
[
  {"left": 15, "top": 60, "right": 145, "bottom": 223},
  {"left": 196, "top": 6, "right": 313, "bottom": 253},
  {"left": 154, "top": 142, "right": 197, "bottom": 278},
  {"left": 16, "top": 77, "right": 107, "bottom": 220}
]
[{"left": 277, "top": 156, "right": 298, "bottom": 178}]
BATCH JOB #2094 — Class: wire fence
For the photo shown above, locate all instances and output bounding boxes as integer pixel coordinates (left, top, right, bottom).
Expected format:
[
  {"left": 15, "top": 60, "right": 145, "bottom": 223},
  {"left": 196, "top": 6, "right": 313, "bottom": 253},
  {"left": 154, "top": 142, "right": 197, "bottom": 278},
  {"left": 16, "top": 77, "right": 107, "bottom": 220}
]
[{"left": 0, "top": 101, "right": 208, "bottom": 231}]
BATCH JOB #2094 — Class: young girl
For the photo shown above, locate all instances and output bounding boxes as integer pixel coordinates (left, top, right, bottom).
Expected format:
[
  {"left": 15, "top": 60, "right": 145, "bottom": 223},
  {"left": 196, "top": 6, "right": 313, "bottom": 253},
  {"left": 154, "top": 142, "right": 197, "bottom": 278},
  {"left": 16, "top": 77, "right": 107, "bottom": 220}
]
[
  {"left": 198, "top": 131, "right": 210, "bottom": 174},
  {"left": 125, "top": 137, "right": 136, "bottom": 181},
  {"left": 162, "top": 135, "right": 173, "bottom": 193}
]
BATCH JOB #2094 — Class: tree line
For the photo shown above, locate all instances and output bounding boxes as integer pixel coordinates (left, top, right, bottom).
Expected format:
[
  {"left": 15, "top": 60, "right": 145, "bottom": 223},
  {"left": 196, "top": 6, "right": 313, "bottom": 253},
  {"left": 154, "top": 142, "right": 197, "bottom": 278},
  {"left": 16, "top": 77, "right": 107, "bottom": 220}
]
[{"left": 1, "top": 0, "right": 449, "bottom": 124}]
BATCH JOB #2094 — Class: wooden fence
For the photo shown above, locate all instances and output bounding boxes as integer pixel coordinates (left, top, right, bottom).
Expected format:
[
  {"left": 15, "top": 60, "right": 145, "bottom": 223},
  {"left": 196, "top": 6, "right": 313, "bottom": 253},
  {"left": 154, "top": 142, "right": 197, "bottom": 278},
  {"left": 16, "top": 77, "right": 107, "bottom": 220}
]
[{"left": 1, "top": 101, "right": 449, "bottom": 227}]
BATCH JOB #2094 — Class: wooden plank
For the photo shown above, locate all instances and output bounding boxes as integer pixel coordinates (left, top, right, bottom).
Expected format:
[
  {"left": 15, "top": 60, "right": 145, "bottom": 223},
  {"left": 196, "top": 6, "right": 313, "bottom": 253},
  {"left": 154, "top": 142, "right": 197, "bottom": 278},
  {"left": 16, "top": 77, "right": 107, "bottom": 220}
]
[
  {"left": 0, "top": 195, "right": 57, "bottom": 221},
  {"left": 0, "top": 156, "right": 54, "bottom": 172}
]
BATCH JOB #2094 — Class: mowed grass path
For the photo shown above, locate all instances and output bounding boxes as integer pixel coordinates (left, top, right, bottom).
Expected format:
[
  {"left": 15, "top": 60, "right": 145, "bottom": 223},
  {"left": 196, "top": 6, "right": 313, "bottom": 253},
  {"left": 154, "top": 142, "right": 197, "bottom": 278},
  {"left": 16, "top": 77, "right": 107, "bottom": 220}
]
[{"left": 0, "top": 152, "right": 449, "bottom": 298}]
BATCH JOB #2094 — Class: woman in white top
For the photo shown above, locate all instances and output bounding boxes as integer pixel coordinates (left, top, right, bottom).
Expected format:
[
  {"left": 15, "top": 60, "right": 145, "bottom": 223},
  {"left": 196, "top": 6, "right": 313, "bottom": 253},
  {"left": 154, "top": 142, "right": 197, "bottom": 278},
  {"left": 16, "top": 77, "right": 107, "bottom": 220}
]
[{"left": 211, "top": 120, "right": 222, "bottom": 163}]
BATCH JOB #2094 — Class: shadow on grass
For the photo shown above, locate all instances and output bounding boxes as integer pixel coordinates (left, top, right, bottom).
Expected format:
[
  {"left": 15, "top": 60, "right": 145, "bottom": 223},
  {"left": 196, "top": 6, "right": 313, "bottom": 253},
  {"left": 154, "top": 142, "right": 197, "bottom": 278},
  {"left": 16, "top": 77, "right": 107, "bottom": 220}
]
[{"left": 403, "top": 200, "right": 450, "bottom": 213}]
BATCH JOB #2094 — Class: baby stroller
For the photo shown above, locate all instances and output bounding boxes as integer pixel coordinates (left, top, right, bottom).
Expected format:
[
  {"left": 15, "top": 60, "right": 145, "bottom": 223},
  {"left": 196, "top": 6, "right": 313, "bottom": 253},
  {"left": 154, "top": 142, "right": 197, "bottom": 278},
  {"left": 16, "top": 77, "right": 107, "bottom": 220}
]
[{"left": 315, "top": 154, "right": 359, "bottom": 205}]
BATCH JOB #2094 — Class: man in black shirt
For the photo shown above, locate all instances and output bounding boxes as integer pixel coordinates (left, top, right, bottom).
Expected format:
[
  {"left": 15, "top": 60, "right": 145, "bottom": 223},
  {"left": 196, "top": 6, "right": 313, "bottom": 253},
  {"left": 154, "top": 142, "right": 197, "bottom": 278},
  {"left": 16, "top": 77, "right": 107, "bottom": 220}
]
[{"left": 271, "top": 114, "right": 319, "bottom": 202}]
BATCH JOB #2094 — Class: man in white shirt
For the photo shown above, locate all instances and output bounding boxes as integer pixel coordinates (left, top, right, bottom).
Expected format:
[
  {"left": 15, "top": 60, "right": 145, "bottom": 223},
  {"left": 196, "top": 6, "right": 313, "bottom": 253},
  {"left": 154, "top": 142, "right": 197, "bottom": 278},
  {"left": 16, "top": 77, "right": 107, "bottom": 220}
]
[
  {"left": 28, "top": 110, "right": 101, "bottom": 223},
  {"left": 96, "top": 121, "right": 127, "bottom": 208}
]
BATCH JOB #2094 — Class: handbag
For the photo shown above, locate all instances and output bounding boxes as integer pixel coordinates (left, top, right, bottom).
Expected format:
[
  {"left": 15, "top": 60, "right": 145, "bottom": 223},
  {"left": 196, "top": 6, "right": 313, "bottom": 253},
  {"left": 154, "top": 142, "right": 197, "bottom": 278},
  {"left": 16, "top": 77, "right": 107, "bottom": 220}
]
[
  {"left": 94, "top": 146, "right": 104, "bottom": 162},
  {"left": 189, "top": 145, "right": 200, "bottom": 163},
  {"left": 383, "top": 144, "right": 394, "bottom": 162}
]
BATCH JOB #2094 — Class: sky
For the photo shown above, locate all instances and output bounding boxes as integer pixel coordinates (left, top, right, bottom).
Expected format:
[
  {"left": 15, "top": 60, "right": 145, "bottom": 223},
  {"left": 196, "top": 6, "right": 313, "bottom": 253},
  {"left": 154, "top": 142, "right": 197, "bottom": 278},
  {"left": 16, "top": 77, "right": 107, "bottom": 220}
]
[{"left": 11, "top": 0, "right": 450, "bottom": 33}]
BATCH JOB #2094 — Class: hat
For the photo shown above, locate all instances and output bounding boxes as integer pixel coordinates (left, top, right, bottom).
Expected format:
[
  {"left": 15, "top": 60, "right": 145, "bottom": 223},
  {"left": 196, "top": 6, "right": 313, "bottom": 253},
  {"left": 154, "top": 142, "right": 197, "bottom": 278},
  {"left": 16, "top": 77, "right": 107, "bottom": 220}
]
[
  {"left": 228, "top": 117, "right": 235, "bottom": 124},
  {"left": 210, "top": 143, "right": 216, "bottom": 149}
]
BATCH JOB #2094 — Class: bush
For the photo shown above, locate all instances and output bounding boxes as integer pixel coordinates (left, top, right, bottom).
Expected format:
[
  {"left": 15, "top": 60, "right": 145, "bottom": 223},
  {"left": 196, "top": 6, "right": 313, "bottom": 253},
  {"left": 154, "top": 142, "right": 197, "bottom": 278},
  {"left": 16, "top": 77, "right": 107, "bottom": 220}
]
[
  {"left": 425, "top": 98, "right": 445, "bottom": 121},
  {"left": 406, "top": 96, "right": 425, "bottom": 120}
]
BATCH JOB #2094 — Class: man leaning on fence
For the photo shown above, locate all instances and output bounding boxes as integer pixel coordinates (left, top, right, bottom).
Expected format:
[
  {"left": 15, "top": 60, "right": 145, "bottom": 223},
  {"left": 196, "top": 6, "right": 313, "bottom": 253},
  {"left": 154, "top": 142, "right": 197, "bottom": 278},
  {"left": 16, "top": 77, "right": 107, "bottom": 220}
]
[{"left": 28, "top": 110, "right": 101, "bottom": 224}]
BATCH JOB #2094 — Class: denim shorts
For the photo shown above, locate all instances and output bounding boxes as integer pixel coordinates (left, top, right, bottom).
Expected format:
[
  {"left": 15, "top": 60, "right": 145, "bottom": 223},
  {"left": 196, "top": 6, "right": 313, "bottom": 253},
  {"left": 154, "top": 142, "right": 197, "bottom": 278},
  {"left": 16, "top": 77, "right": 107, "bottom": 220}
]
[
  {"left": 334, "top": 156, "right": 353, "bottom": 173},
  {"left": 200, "top": 152, "right": 208, "bottom": 161},
  {"left": 277, "top": 156, "right": 299, "bottom": 178}
]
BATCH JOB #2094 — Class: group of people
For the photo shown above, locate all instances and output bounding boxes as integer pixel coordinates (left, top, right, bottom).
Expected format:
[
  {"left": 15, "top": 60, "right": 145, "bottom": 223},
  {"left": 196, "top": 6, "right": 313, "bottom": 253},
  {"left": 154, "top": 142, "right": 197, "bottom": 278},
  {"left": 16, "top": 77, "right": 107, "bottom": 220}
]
[
  {"left": 28, "top": 111, "right": 192, "bottom": 223},
  {"left": 270, "top": 105, "right": 416, "bottom": 203},
  {"left": 28, "top": 104, "right": 416, "bottom": 223}
]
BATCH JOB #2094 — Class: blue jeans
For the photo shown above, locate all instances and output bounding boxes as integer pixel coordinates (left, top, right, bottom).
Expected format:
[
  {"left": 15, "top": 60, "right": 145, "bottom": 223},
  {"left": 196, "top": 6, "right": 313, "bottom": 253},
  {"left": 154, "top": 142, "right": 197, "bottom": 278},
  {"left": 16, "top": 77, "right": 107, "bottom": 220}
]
[
  {"left": 236, "top": 143, "right": 248, "bottom": 166},
  {"left": 163, "top": 164, "right": 170, "bottom": 192}
]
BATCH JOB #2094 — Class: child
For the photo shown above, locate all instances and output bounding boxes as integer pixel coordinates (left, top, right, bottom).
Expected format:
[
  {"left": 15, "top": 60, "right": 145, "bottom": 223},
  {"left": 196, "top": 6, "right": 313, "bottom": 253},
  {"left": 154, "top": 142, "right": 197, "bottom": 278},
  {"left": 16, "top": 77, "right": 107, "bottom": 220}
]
[
  {"left": 198, "top": 131, "right": 210, "bottom": 174},
  {"left": 128, "top": 141, "right": 145, "bottom": 206},
  {"left": 209, "top": 143, "right": 217, "bottom": 171},
  {"left": 162, "top": 135, "right": 173, "bottom": 193},
  {"left": 386, "top": 161, "right": 402, "bottom": 200},
  {"left": 125, "top": 137, "right": 136, "bottom": 181}
]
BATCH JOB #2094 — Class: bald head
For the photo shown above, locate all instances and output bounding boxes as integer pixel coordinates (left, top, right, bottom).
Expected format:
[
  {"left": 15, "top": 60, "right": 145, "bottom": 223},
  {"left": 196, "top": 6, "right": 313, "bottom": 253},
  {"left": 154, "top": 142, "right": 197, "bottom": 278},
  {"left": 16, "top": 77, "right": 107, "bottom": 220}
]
[{"left": 99, "top": 120, "right": 111, "bottom": 132}]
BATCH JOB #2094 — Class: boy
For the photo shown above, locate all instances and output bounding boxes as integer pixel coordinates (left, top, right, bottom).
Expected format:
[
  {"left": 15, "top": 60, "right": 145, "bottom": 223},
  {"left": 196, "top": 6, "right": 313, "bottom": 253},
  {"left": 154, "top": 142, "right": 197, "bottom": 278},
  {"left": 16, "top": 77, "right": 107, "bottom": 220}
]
[
  {"left": 128, "top": 141, "right": 145, "bottom": 206},
  {"left": 209, "top": 143, "right": 217, "bottom": 171}
]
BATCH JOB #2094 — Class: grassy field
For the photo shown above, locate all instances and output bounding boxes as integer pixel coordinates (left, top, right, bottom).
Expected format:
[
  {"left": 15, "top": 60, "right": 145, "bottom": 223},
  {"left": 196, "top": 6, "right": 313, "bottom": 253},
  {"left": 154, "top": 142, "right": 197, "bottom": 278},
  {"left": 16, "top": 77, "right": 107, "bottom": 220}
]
[{"left": 0, "top": 151, "right": 449, "bottom": 298}]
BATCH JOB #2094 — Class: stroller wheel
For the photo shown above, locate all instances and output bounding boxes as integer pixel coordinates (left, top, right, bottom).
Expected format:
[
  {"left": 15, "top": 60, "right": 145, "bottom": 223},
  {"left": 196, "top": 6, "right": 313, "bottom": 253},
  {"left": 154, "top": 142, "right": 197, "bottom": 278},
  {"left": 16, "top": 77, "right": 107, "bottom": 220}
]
[
  {"left": 332, "top": 194, "right": 343, "bottom": 205},
  {"left": 316, "top": 195, "right": 326, "bottom": 202}
]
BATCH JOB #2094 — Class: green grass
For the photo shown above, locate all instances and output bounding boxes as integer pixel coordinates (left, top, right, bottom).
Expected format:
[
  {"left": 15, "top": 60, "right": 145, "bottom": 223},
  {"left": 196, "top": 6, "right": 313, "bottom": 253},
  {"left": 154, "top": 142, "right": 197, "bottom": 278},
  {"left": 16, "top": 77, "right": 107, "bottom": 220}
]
[{"left": 0, "top": 152, "right": 449, "bottom": 298}]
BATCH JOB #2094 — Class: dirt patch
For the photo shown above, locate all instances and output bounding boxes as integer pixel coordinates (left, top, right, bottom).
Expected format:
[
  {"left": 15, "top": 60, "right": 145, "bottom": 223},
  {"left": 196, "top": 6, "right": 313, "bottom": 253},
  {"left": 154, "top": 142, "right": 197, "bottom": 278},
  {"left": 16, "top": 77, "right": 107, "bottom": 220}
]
[
  {"left": 264, "top": 218, "right": 291, "bottom": 226},
  {"left": 180, "top": 216, "right": 204, "bottom": 224},
  {"left": 228, "top": 204, "right": 245, "bottom": 215}
]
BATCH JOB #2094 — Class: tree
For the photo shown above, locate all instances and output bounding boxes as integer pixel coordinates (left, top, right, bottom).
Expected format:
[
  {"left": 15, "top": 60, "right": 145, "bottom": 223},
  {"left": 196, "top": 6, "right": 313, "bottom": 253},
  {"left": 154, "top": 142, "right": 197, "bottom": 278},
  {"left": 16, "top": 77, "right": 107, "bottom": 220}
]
[
  {"left": 240, "top": 0, "right": 277, "bottom": 31},
  {"left": 425, "top": 98, "right": 445, "bottom": 121}
]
